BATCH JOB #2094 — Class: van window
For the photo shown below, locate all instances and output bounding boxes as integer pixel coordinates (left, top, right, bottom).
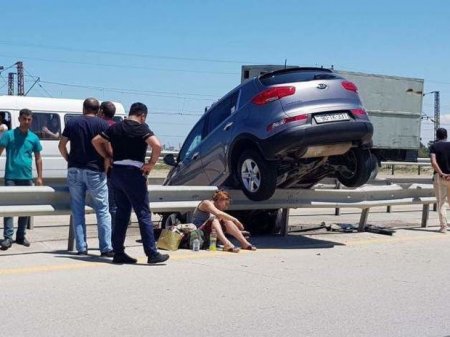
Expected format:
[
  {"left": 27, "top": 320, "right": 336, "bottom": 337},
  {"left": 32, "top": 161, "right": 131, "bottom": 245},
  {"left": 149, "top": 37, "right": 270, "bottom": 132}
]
[
  {"left": 206, "top": 92, "right": 239, "bottom": 135},
  {"left": 31, "top": 113, "right": 61, "bottom": 140},
  {"left": 0, "top": 111, "right": 12, "bottom": 132}
]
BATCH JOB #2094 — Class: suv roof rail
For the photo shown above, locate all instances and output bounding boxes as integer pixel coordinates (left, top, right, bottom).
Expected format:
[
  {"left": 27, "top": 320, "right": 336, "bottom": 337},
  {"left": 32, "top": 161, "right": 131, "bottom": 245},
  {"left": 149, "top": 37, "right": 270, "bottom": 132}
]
[{"left": 260, "top": 67, "right": 333, "bottom": 79}]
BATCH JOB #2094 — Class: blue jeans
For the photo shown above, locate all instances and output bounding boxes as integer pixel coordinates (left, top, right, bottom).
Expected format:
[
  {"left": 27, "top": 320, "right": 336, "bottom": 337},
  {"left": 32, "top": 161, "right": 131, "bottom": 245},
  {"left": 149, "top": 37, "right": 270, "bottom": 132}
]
[
  {"left": 67, "top": 167, "right": 112, "bottom": 253},
  {"left": 110, "top": 165, "right": 158, "bottom": 257},
  {"left": 3, "top": 179, "right": 33, "bottom": 240}
]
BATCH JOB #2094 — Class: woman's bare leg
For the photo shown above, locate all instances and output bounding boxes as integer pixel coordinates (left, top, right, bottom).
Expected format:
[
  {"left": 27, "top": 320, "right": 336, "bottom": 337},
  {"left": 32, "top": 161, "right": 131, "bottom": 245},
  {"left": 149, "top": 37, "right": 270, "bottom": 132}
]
[
  {"left": 223, "top": 220, "right": 252, "bottom": 247},
  {"left": 210, "top": 219, "right": 234, "bottom": 247}
]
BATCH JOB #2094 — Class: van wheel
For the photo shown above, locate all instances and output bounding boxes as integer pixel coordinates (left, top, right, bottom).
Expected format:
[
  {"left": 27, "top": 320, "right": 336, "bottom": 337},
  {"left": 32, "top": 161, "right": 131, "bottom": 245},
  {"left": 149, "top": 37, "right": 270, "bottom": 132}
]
[
  {"left": 336, "top": 149, "right": 375, "bottom": 187},
  {"left": 237, "top": 149, "right": 277, "bottom": 201}
]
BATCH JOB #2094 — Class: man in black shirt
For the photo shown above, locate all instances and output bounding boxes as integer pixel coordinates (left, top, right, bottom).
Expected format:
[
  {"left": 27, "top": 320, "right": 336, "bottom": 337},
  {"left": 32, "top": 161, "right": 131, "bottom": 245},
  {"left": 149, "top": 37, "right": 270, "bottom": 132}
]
[
  {"left": 92, "top": 102, "right": 169, "bottom": 264},
  {"left": 58, "top": 98, "right": 114, "bottom": 255},
  {"left": 429, "top": 127, "right": 450, "bottom": 233}
]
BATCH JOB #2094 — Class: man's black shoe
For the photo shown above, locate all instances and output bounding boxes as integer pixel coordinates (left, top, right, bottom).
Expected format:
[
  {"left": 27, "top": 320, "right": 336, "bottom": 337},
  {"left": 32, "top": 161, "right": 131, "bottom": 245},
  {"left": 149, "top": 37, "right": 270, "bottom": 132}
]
[
  {"left": 15, "top": 237, "right": 31, "bottom": 247},
  {"left": 77, "top": 251, "right": 88, "bottom": 255},
  {"left": 100, "top": 250, "right": 115, "bottom": 258},
  {"left": 0, "top": 238, "right": 12, "bottom": 251},
  {"left": 148, "top": 252, "right": 169, "bottom": 264},
  {"left": 113, "top": 252, "right": 137, "bottom": 264}
]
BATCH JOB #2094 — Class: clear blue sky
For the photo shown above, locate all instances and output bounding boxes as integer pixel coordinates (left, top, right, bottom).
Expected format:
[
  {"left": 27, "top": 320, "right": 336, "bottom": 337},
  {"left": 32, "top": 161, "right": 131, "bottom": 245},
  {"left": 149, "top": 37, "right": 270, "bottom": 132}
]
[{"left": 0, "top": 0, "right": 449, "bottom": 147}]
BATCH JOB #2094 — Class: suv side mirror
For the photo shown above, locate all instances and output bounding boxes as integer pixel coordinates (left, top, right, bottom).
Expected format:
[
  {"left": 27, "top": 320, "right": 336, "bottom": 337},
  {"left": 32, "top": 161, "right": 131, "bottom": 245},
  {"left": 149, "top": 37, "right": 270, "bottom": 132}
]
[{"left": 163, "top": 154, "right": 177, "bottom": 167}]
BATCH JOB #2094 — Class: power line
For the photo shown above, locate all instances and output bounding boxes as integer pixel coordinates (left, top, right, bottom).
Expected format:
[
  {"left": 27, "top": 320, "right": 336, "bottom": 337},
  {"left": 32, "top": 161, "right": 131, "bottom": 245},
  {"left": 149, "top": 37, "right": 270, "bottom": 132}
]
[
  {"left": 40, "top": 80, "right": 216, "bottom": 101},
  {"left": 0, "top": 53, "right": 238, "bottom": 76},
  {"left": 0, "top": 40, "right": 257, "bottom": 65}
]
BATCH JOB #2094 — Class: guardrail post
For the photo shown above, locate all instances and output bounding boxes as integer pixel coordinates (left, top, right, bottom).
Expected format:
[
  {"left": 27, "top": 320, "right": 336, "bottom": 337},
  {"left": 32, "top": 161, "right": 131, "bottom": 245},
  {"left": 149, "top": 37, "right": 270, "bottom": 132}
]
[
  {"left": 418, "top": 165, "right": 421, "bottom": 175},
  {"left": 27, "top": 216, "right": 34, "bottom": 230},
  {"left": 279, "top": 208, "right": 290, "bottom": 237},
  {"left": 386, "top": 206, "right": 391, "bottom": 213},
  {"left": 335, "top": 180, "right": 341, "bottom": 216},
  {"left": 421, "top": 204, "right": 430, "bottom": 227},
  {"left": 67, "top": 215, "right": 75, "bottom": 251},
  {"left": 391, "top": 165, "right": 395, "bottom": 175},
  {"left": 358, "top": 208, "right": 370, "bottom": 231}
]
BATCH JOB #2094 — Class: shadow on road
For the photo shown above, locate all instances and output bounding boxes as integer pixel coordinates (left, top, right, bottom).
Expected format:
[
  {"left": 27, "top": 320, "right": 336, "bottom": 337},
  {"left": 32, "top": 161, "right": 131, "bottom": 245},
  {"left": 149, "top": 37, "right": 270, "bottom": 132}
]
[{"left": 249, "top": 234, "right": 345, "bottom": 250}]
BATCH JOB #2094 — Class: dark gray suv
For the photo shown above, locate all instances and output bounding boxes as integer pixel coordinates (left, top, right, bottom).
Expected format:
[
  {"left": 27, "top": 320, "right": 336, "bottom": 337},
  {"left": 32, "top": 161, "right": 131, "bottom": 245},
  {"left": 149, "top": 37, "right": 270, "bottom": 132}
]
[{"left": 164, "top": 67, "right": 375, "bottom": 201}]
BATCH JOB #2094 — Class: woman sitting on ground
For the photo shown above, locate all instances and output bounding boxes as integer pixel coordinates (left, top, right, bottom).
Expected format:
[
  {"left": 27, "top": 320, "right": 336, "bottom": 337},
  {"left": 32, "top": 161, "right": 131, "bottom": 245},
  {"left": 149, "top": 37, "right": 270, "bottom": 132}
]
[{"left": 192, "top": 190, "right": 256, "bottom": 252}]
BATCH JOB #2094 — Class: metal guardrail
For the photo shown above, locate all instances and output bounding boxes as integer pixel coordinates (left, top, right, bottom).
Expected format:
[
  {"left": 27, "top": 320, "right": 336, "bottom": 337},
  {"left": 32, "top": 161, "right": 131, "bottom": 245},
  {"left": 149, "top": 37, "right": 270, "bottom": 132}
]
[
  {"left": 0, "top": 185, "right": 217, "bottom": 251},
  {"left": 0, "top": 182, "right": 437, "bottom": 248},
  {"left": 226, "top": 183, "right": 436, "bottom": 234},
  {"left": 381, "top": 160, "right": 431, "bottom": 175}
]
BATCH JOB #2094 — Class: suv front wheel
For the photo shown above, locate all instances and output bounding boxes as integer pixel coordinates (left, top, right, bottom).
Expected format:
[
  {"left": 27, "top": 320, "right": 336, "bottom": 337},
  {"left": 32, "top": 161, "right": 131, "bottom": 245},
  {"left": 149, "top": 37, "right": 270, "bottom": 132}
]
[{"left": 237, "top": 149, "right": 277, "bottom": 201}]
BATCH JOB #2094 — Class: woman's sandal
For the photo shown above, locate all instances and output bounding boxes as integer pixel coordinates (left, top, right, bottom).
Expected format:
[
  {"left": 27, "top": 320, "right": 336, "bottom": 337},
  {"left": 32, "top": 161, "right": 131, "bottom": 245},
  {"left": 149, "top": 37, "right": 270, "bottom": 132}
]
[
  {"left": 242, "top": 244, "right": 257, "bottom": 251},
  {"left": 223, "top": 245, "right": 240, "bottom": 253}
]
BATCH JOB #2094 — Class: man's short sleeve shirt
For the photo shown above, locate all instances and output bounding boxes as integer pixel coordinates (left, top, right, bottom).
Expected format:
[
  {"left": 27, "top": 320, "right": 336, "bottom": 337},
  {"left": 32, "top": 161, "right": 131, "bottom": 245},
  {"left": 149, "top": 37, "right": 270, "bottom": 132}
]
[
  {"left": 0, "top": 128, "right": 42, "bottom": 180},
  {"left": 101, "top": 119, "right": 154, "bottom": 163},
  {"left": 62, "top": 116, "right": 109, "bottom": 171},
  {"left": 429, "top": 140, "right": 450, "bottom": 174}
]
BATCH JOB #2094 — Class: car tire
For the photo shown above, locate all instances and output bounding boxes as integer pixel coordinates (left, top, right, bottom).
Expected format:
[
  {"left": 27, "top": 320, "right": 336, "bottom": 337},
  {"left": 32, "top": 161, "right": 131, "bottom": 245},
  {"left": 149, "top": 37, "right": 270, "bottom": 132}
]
[
  {"left": 234, "top": 209, "right": 282, "bottom": 235},
  {"left": 237, "top": 149, "right": 277, "bottom": 201},
  {"left": 336, "top": 148, "right": 375, "bottom": 187}
]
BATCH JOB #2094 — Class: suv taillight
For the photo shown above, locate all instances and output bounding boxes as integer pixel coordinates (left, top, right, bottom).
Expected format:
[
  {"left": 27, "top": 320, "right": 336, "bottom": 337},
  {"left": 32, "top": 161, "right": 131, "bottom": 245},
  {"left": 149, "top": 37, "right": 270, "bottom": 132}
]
[
  {"left": 351, "top": 109, "right": 368, "bottom": 119},
  {"left": 341, "top": 81, "right": 358, "bottom": 92},
  {"left": 267, "top": 114, "right": 308, "bottom": 132},
  {"left": 252, "top": 86, "right": 296, "bottom": 105}
]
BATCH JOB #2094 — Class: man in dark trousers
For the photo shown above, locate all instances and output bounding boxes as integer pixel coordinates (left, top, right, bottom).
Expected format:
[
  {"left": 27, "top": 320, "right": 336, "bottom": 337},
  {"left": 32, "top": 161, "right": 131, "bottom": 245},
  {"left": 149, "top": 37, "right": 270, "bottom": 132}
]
[
  {"left": 92, "top": 102, "right": 169, "bottom": 264},
  {"left": 430, "top": 127, "right": 450, "bottom": 233},
  {"left": 58, "top": 98, "right": 114, "bottom": 256},
  {"left": 99, "top": 101, "right": 117, "bottom": 230}
]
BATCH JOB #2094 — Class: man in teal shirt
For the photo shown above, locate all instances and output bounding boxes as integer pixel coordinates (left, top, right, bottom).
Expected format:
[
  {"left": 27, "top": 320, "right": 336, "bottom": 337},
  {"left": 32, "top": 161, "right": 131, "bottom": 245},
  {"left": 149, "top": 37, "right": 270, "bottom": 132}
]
[{"left": 0, "top": 109, "right": 43, "bottom": 250}]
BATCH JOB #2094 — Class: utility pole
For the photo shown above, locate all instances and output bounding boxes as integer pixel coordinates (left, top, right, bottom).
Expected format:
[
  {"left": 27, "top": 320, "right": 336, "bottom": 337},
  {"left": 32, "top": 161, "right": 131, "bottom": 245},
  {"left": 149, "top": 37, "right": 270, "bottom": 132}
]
[
  {"left": 433, "top": 91, "right": 440, "bottom": 137},
  {"left": 8, "top": 72, "right": 15, "bottom": 95},
  {"left": 16, "top": 61, "right": 25, "bottom": 96}
]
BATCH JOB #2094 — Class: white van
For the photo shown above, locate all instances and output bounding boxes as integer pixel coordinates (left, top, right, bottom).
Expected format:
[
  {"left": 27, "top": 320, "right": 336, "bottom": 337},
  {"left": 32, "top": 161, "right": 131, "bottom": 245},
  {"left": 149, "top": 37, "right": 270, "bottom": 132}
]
[{"left": 0, "top": 95, "right": 126, "bottom": 181}]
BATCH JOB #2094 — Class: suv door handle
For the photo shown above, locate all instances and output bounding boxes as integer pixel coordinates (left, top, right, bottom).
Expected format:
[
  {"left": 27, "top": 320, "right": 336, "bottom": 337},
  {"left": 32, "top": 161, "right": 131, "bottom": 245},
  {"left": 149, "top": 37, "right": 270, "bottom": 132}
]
[
  {"left": 192, "top": 152, "right": 200, "bottom": 160},
  {"left": 223, "top": 122, "right": 233, "bottom": 131}
]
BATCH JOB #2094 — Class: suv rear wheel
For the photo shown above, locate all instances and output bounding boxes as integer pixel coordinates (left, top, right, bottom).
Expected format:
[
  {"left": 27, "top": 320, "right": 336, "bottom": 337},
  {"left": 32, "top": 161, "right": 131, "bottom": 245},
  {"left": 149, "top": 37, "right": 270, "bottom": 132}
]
[
  {"left": 335, "top": 148, "right": 375, "bottom": 187},
  {"left": 237, "top": 149, "right": 277, "bottom": 201}
]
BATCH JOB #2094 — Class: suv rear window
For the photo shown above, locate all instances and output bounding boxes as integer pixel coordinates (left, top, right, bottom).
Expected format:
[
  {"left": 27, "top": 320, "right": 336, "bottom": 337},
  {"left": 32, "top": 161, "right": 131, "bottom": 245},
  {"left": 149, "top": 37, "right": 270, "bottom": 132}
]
[{"left": 260, "top": 69, "right": 343, "bottom": 86}]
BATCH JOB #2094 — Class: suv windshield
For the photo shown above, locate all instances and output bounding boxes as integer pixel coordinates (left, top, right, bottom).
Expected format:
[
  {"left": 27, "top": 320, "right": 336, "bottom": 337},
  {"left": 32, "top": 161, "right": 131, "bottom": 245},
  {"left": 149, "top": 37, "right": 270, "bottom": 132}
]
[{"left": 260, "top": 69, "right": 342, "bottom": 86}]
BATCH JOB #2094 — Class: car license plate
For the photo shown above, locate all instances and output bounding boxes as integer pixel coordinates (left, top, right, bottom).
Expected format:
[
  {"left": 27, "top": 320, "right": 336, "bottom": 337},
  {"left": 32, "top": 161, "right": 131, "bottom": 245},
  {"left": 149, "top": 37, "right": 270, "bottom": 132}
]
[{"left": 314, "top": 112, "right": 350, "bottom": 123}]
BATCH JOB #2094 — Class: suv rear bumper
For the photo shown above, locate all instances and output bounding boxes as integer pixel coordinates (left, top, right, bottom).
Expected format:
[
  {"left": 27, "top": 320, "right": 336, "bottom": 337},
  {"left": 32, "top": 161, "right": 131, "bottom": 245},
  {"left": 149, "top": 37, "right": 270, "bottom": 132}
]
[{"left": 260, "top": 120, "right": 373, "bottom": 159}]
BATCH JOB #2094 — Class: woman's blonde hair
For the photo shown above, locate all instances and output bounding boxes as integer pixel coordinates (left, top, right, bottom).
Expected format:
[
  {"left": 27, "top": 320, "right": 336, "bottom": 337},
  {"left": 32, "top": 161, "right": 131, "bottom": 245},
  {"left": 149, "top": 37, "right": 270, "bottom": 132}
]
[{"left": 212, "top": 190, "right": 231, "bottom": 202}]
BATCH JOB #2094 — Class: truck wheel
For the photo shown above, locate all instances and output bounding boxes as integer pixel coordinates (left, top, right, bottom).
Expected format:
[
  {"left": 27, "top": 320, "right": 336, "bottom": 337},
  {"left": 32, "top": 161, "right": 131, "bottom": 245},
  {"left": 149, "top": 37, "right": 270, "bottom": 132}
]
[
  {"left": 237, "top": 149, "right": 277, "bottom": 201},
  {"left": 336, "top": 148, "right": 375, "bottom": 187}
]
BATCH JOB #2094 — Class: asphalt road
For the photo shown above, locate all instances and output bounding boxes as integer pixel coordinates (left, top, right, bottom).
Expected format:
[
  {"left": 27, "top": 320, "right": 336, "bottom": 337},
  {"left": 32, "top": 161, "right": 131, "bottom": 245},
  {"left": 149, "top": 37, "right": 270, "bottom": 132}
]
[{"left": 1, "top": 204, "right": 449, "bottom": 337}]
